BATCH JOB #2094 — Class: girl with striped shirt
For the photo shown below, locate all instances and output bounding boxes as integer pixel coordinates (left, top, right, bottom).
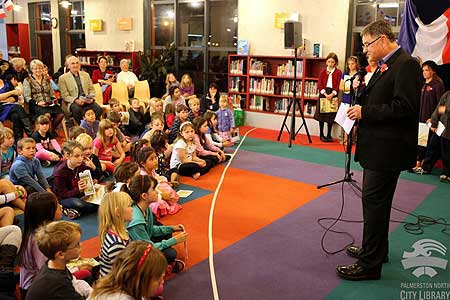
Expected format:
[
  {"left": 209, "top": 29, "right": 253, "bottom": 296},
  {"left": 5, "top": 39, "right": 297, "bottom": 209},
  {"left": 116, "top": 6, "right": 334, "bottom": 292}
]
[{"left": 98, "top": 192, "right": 133, "bottom": 277}]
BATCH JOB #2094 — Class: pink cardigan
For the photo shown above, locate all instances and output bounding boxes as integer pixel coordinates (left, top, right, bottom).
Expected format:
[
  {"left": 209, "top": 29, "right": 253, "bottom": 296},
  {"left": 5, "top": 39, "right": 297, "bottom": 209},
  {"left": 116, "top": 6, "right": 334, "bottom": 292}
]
[{"left": 193, "top": 134, "right": 220, "bottom": 156}]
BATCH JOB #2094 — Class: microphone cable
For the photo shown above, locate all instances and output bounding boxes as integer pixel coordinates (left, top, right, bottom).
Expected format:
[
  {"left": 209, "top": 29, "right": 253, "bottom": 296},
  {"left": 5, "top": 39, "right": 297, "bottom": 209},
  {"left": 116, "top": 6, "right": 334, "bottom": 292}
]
[{"left": 318, "top": 151, "right": 449, "bottom": 255}]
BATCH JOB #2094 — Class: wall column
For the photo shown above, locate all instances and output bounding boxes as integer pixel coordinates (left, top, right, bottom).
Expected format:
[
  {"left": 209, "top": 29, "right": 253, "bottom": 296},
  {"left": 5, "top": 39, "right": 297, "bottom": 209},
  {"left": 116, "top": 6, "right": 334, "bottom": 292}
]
[{"left": 51, "top": 0, "right": 61, "bottom": 69}]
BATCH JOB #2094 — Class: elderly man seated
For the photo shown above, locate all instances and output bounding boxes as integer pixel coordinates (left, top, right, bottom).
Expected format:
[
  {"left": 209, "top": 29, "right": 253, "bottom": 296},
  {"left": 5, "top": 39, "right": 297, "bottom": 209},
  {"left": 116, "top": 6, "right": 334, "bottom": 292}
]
[{"left": 58, "top": 56, "right": 103, "bottom": 123}]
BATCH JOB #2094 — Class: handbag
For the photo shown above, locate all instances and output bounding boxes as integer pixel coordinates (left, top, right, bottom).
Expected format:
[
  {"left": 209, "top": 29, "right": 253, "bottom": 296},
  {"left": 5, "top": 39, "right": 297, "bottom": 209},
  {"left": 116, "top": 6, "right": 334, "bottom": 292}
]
[{"left": 319, "top": 97, "right": 339, "bottom": 113}]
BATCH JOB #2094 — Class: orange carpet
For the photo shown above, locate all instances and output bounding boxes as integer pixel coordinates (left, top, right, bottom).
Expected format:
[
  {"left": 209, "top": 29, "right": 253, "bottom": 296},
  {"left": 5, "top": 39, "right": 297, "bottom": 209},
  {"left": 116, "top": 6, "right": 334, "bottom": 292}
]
[{"left": 142, "top": 167, "right": 327, "bottom": 268}]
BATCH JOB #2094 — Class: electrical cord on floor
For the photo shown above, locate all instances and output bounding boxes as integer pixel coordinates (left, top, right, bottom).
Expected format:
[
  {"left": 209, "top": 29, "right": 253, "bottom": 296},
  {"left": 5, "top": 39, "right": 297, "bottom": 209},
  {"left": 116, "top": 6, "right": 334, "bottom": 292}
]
[{"left": 318, "top": 153, "right": 450, "bottom": 255}]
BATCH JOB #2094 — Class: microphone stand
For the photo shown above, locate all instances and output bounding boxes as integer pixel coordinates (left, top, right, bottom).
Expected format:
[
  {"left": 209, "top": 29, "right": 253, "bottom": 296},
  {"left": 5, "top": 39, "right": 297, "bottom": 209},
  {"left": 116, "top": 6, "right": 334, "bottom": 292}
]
[{"left": 317, "top": 78, "right": 361, "bottom": 191}]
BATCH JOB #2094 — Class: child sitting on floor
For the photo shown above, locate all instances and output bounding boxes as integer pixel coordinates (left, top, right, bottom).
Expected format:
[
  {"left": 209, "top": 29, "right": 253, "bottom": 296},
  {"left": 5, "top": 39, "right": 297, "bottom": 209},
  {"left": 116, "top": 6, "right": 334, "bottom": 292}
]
[
  {"left": 0, "top": 127, "right": 16, "bottom": 179},
  {"left": 125, "top": 175, "right": 187, "bottom": 274},
  {"left": 89, "top": 241, "right": 167, "bottom": 300},
  {"left": 80, "top": 108, "right": 100, "bottom": 140},
  {"left": 98, "top": 192, "right": 133, "bottom": 277},
  {"left": 31, "top": 115, "right": 62, "bottom": 167},
  {"left": 75, "top": 133, "right": 105, "bottom": 181},
  {"left": 10, "top": 138, "right": 53, "bottom": 195},
  {"left": 93, "top": 119, "right": 125, "bottom": 173},
  {"left": 168, "top": 104, "right": 189, "bottom": 144},
  {"left": 25, "top": 221, "right": 90, "bottom": 300}
]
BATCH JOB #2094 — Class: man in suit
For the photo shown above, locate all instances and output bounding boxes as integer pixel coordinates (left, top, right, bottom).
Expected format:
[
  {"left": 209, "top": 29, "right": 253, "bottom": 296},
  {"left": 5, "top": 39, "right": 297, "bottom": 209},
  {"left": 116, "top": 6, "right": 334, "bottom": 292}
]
[
  {"left": 58, "top": 55, "right": 102, "bottom": 123},
  {"left": 337, "top": 20, "right": 422, "bottom": 280}
]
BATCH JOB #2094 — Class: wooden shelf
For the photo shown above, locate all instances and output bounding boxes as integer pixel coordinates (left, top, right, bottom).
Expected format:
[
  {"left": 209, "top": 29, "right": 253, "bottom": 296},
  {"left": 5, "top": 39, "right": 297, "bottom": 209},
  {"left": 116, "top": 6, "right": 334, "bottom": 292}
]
[
  {"left": 75, "top": 49, "right": 141, "bottom": 75},
  {"left": 228, "top": 54, "right": 325, "bottom": 115}
]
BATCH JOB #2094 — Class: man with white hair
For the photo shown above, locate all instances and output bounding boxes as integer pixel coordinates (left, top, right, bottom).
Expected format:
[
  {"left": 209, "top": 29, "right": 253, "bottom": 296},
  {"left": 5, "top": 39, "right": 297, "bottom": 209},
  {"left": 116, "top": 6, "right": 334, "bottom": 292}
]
[
  {"left": 3, "top": 57, "right": 29, "bottom": 82},
  {"left": 58, "top": 56, "right": 102, "bottom": 123}
]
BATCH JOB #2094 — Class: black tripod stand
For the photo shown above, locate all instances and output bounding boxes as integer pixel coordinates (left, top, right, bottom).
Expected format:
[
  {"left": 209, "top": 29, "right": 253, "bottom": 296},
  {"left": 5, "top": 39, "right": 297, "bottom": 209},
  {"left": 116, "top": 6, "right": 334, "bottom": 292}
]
[
  {"left": 317, "top": 79, "right": 361, "bottom": 192},
  {"left": 277, "top": 47, "right": 312, "bottom": 147}
]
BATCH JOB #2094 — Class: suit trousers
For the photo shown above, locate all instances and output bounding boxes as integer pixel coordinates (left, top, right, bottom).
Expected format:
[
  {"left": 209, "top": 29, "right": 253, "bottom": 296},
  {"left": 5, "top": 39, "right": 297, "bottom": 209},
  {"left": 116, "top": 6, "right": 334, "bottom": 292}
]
[{"left": 359, "top": 168, "right": 400, "bottom": 269}]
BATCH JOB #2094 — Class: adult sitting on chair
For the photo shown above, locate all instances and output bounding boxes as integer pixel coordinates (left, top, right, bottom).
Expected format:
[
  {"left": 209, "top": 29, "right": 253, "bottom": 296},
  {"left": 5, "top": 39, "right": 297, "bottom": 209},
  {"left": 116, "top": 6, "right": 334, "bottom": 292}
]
[
  {"left": 58, "top": 56, "right": 103, "bottom": 123},
  {"left": 92, "top": 55, "right": 114, "bottom": 104},
  {"left": 23, "top": 59, "right": 64, "bottom": 135},
  {"left": 0, "top": 74, "right": 33, "bottom": 141},
  {"left": 116, "top": 59, "right": 139, "bottom": 98}
]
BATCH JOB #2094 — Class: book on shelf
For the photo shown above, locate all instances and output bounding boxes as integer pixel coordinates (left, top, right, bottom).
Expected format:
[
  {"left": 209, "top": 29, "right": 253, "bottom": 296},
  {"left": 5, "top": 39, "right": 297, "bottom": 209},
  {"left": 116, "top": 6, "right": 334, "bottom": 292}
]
[
  {"left": 249, "top": 59, "right": 270, "bottom": 75},
  {"left": 276, "top": 60, "right": 303, "bottom": 78},
  {"left": 249, "top": 78, "right": 275, "bottom": 94},
  {"left": 279, "top": 80, "right": 302, "bottom": 96},
  {"left": 304, "top": 81, "right": 319, "bottom": 98},
  {"left": 304, "top": 102, "right": 316, "bottom": 117},
  {"left": 229, "top": 94, "right": 245, "bottom": 109},
  {"left": 274, "top": 98, "right": 289, "bottom": 114},
  {"left": 229, "top": 77, "right": 245, "bottom": 92},
  {"left": 230, "top": 59, "right": 245, "bottom": 75},
  {"left": 249, "top": 95, "right": 270, "bottom": 111}
]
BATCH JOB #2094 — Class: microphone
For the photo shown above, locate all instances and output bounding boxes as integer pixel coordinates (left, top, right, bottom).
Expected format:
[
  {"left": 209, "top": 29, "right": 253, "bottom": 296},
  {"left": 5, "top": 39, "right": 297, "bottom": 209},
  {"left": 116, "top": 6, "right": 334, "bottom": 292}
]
[{"left": 349, "top": 67, "right": 367, "bottom": 81}]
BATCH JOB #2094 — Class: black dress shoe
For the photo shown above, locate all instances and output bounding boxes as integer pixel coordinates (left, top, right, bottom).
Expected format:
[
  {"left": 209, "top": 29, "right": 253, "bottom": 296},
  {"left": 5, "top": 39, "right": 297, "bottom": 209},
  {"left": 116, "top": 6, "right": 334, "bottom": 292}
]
[
  {"left": 326, "top": 136, "right": 333, "bottom": 142},
  {"left": 346, "top": 246, "right": 389, "bottom": 263},
  {"left": 336, "top": 262, "right": 381, "bottom": 281},
  {"left": 320, "top": 136, "right": 327, "bottom": 142}
]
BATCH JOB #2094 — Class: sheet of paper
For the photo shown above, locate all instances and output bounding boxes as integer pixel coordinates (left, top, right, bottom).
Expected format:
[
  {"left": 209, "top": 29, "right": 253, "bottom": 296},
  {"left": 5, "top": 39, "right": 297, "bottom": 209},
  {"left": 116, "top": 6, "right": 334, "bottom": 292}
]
[
  {"left": 418, "top": 122, "right": 429, "bottom": 147},
  {"left": 436, "top": 121, "right": 446, "bottom": 137},
  {"left": 177, "top": 190, "right": 193, "bottom": 198},
  {"left": 334, "top": 103, "right": 355, "bottom": 135}
]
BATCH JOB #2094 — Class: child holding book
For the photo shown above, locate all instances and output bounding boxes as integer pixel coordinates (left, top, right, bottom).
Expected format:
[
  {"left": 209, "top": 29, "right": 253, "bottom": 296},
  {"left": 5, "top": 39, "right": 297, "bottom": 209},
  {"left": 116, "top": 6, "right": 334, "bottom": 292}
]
[
  {"left": 216, "top": 95, "right": 235, "bottom": 142},
  {"left": 10, "top": 138, "right": 53, "bottom": 194},
  {"left": 75, "top": 133, "right": 105, "bottom": 181},
  {"left": 142, "top": 112, "right": 166, "bottom": 142},
  {"left": 125, "top": 175, "right": 187, "bottom": 273},
  {"left": 25, "top": 221, "right": 87, "bottom": 300},
  {"left": 170, "top": 121, "right": 207, "bottom": 179},
  {"left": 88, "top": 240, "right": 167, "bottom": 300},
  {"left": 80, "top": 108, "right": 100, "bottom": 140},
  {"left": 98, "top": 192, "right": 133, "bottom": 277},
  {"left": 31, "top": 115, "right": 62, "bottom": 167},
  {"left": 0, "top": 127, "right": 16, "bottom": 179},
  {"left": 168, "top": 104, "right": 189, "bottom": 144},
  {"left": 52, "top": 140, "right": 98, "bottom": 218},
  {"left": 93, "top": 119, "right": 125, "bottom": 173}
]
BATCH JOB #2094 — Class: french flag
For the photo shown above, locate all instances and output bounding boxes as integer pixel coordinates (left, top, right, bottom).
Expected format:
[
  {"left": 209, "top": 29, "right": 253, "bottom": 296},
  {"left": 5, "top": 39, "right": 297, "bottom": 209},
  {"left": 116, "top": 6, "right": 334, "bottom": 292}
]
[
  {"left": 0, "top": 0, "right": 14, "bottom": 18},
  {"left": 398, "top": 0, "right": 450, "bottom": 64}
]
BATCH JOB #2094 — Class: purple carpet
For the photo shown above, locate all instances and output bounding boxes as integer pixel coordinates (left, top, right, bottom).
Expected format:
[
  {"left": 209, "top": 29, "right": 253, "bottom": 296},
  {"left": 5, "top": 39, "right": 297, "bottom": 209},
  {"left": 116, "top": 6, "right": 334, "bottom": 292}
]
[{"left": 164, "top": 150, "right": 435, "bottom": 300}]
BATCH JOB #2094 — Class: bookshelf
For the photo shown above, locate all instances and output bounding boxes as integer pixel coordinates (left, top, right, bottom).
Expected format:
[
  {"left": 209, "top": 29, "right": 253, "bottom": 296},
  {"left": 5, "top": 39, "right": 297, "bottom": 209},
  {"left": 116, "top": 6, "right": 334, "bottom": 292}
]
[
  {"left": 227, "top": 54, "right": 326, "bottom": 118},
  {"left": 75, "top": 50, "right": 141, "bottom": 76}
]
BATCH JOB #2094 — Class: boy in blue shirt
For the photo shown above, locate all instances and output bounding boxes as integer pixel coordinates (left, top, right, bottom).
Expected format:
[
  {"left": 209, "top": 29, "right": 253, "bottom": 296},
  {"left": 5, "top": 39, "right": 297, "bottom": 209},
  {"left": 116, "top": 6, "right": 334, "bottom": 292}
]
[{"left": 10, "top": 138, "right": 53, "bottom": 195}]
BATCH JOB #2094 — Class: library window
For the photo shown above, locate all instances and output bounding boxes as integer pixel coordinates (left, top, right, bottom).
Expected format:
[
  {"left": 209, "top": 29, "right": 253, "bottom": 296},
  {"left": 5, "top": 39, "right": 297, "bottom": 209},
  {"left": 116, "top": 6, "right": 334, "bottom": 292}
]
[
  {"left": 152, "top": 3, "right": 175, "bottom": 46},
  {"left": 146, "top": 0, "right": 238, "bottom": 95},
  {"left": 29, "top": 2, "right": 54, "bottom": 72}
]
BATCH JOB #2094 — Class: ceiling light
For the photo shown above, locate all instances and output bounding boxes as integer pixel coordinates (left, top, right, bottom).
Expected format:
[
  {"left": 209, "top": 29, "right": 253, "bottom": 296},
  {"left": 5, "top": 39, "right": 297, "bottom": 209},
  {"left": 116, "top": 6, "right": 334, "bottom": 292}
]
[
  {"left": 378, "top": 3, "right": 399, "bottom": 8},
  {"left": 60, "top": 1, "right": 72, "bottom": 9}
]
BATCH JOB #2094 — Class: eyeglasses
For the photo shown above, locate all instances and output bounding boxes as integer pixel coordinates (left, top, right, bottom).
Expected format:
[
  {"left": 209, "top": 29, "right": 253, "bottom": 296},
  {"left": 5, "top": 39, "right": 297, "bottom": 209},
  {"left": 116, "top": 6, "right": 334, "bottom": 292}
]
[{"left": 362, "top": 36, "right": 382, "bottom": 49}]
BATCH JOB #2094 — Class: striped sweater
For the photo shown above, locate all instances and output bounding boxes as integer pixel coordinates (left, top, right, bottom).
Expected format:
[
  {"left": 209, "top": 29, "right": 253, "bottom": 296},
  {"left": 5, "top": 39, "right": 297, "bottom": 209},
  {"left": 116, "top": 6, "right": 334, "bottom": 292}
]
[{"left": 99, "top": 230, "right": 129, "bottom": 277}]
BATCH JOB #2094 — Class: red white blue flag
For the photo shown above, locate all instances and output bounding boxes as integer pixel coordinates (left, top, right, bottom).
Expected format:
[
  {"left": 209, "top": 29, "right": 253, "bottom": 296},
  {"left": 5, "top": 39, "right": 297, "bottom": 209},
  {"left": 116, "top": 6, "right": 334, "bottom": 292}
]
[{"left": 398, "top": 0, "right": 450, "bottom": 64}]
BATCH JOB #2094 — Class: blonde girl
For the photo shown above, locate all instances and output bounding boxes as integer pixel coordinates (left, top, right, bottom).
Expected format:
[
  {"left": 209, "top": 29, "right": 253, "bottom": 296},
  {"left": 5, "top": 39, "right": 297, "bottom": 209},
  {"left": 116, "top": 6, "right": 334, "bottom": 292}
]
[
  {"left": 179, "top": 73, "right": 196, "bottom": 99},
  {"left": 169, "top": 121, "right": 207, "bottom": 179},
  {"left": 216, "top": 95, "right": 236, "bottom": 141},
  {"left": 89, "top": 240, "right": 167, "bottom": 300},
  {"left": 162, "top": 73, "right": 179, "bottom": 101},
  {"left": 98, "top": 192, "right": 133, "bottom": 277},
  {"left": 93, "top": 119, "right": 125, "bottom": 173}
]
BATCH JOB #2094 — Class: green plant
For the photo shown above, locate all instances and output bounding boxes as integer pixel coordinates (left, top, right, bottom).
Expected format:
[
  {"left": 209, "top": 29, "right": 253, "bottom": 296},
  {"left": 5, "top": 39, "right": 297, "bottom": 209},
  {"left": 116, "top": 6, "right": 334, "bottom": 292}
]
[{"left": 139, "top": 42, "right": 176, "bottom": 87}]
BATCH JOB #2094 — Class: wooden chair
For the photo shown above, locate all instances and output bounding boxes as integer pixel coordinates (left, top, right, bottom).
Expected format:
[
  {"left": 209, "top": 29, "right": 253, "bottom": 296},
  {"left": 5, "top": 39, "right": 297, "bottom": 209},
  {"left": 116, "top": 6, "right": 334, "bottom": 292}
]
[
  {"left": 111, "top": 81, "right": 129, "bottom": 108},
  {"left": 94, "top": 83, "right": 110, "bottom": 117},
  {"left": 133, "top": 80, "right": 151, "bottom": 108}
]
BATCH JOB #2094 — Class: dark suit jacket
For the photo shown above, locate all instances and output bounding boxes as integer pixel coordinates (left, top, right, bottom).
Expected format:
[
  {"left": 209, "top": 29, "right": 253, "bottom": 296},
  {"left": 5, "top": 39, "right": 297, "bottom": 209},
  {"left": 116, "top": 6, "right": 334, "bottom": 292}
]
[{"left": 355, "top": 48, "right": 423, "bottom": 171}]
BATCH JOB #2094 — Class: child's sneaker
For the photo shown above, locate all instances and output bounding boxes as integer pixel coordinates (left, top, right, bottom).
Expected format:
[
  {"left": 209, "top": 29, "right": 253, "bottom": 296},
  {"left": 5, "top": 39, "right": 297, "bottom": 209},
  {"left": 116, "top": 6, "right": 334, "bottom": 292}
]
[
  {"left": 439, "top": 174, "right": 450, "bottom": 183},
  {"left": 63, "top": 208, "right": 80, "bottom": 220}
]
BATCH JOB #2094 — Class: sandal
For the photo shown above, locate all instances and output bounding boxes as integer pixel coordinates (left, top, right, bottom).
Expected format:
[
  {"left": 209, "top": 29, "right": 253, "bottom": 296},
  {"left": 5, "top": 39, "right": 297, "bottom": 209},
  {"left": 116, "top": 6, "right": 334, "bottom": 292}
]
[{"left": 63, "top": 208, "right": 80, "bottom": 220}]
